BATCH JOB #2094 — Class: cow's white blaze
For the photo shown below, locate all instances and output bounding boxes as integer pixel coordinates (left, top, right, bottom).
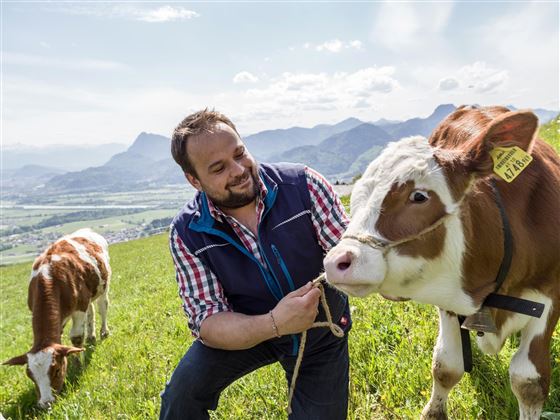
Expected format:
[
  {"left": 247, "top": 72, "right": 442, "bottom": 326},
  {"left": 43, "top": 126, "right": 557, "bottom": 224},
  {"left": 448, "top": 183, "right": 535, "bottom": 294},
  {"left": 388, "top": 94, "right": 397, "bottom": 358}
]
[
  {"left": 27, "top": 349, "right": 55, "bottom": 407},
  {"left": 326, "top": 136, "right": 477, "bottom": 313}
]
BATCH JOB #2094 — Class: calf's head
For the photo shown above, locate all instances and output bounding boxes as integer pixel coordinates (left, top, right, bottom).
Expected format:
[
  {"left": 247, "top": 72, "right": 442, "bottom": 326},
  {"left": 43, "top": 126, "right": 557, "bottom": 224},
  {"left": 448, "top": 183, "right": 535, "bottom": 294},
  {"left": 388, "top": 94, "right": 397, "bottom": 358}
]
[
  {"left": 324, "top": 107, "right": 538, "bottom": 310},
  {"left": 3, "top": 344, "right": 83, "bottom": 408}
]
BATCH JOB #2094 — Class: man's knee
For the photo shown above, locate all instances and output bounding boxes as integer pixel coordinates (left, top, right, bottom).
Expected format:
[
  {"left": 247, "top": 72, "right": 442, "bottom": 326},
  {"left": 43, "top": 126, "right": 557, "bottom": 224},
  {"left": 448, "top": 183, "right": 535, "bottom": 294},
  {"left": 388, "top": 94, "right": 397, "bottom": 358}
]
[{"left": 165, "top": 346, "right": 220, "bottom": 402}]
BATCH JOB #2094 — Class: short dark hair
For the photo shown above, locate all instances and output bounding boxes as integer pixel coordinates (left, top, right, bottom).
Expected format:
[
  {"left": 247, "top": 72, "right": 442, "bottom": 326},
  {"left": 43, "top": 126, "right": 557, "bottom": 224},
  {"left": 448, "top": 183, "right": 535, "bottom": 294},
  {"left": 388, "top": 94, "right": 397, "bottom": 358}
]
[{"left": 171, "top": 108, "right": 239, "bottom": 175}]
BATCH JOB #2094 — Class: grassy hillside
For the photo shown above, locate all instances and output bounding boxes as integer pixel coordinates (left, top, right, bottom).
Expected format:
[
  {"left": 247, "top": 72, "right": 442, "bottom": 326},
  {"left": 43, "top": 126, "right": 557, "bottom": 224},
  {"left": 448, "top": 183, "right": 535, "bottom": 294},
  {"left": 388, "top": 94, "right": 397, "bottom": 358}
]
[
  {"left": 540, "top": 114, "right": 560, "bottom": 153},
  {"left": 1, "top": 233, "right": 559, "bottom": 419}
]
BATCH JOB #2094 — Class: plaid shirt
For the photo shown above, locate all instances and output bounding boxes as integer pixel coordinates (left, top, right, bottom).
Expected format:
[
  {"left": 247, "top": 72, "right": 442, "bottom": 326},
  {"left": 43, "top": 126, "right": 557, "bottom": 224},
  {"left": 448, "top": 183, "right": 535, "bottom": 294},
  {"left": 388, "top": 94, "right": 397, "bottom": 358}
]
[{"left": 169, "top": 166, "right": 349, "bottom": 338}]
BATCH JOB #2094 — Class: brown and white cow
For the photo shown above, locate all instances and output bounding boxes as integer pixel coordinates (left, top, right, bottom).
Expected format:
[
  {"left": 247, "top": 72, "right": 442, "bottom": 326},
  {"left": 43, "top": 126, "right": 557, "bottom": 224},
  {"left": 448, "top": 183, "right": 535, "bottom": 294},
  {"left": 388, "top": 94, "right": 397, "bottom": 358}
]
[
  {"left": 3, "top": 228, "right": 111, "bottom": 408},
  {"left": 324, "top": 106, "right": 559, "bottom": 419}
]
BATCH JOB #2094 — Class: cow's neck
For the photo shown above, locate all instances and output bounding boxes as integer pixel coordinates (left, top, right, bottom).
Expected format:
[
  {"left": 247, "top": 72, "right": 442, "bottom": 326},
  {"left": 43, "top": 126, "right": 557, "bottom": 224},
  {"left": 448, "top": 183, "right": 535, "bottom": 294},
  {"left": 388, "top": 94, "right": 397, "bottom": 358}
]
[
  {"left": 460, "top": 178, "right": 517, "bottom": 307},
  {"left": 31, "top": 277, "right": 63, "bottom": 350}
]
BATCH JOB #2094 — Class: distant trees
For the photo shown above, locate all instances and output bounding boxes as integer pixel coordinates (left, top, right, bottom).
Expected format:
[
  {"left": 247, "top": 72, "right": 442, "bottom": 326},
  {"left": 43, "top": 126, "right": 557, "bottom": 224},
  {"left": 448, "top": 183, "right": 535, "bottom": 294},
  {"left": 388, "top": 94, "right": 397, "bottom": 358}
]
[
  {"left": 143, "top": 217, "right": 173, "bottom": 233},
  {"left": 33, "top": 209, "right": 142, "bottom": 229}
]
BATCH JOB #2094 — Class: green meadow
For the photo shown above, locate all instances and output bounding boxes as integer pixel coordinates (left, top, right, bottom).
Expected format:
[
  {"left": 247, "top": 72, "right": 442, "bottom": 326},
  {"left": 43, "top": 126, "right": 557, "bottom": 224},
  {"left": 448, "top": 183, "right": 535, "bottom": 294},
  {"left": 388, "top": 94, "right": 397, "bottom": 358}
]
[
  {"left": 1, "top": 126, "right": 559, "bottom": 418},
  {"left": 1, "top": 232, "right": 558, "bottom": 419},
  {"left": 540, "top": 115, "right": 560, "bottom": 153}
]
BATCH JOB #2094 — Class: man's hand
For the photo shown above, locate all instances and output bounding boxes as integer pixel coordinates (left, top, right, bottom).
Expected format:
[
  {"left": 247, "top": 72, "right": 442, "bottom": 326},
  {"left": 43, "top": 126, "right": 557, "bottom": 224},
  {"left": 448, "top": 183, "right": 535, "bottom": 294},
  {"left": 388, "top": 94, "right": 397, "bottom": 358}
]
[
  {"left": 199, "top": 282, "right": 321, "bottom": 350},
  {"left": 271, "top": 282, "right": 321, "bottom": 336}
]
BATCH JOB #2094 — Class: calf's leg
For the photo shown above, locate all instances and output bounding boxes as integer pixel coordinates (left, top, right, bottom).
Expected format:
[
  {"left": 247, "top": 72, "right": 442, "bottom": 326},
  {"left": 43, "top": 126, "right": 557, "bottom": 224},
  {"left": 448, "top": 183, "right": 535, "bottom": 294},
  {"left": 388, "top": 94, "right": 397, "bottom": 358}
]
[
  {"left": 70, "top": 311, "right": 87, "bottom": 347},
  {"left": 86, "top": 302, "right": 96, "bottom": 343},
  {"left": 421, "top": 310, "right": 465, "bottom": 420},
  {"left": 510, "top": 298, "right": 557, "bottom": 420},
  {"left": 97, "top": 288, "right": 110, "bottom": 339}
]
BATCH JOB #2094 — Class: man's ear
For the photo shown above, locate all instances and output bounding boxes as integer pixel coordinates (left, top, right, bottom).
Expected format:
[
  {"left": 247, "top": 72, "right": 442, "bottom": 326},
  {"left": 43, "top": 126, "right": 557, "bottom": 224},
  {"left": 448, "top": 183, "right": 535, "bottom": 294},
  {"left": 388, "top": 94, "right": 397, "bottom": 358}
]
[
  {"left": 3, "top": 354, "right": 28, "bottom": 365},
  {"left": 467, "top": 110, "right": 538, "bottom": 175},
  {"left": 185, "top": 172, "right": 202, "bottom": 191}
]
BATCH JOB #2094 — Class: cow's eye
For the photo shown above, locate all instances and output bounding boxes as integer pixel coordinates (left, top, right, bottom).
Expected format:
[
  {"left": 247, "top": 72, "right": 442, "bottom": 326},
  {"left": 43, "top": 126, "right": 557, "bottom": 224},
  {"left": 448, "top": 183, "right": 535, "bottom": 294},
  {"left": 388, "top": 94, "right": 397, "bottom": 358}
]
[{"left": 409, "top": 190, "right": 429, "bottom": 203}]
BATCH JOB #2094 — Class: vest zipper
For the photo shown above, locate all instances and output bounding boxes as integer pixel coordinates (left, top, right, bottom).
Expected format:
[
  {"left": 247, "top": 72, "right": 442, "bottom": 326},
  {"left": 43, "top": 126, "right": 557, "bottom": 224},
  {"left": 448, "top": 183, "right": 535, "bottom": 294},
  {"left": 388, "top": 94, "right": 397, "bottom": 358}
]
[
  {"left": 259, "top": 199, "right": 300, "bottom": 354},
  {"left": 271, "top": 244, "right": 296, "bottom": 292},
  {"left": 256, "top": 242, "right": 285, "bottom": 299}
]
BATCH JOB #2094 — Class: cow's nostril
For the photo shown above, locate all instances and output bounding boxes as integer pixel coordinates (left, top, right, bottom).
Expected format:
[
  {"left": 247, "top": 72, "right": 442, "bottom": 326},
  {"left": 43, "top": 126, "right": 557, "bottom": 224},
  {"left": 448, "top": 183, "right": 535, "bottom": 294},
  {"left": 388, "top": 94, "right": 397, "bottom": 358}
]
[{"left": 337, "top": 262, "right": 351, "bottom": 271}]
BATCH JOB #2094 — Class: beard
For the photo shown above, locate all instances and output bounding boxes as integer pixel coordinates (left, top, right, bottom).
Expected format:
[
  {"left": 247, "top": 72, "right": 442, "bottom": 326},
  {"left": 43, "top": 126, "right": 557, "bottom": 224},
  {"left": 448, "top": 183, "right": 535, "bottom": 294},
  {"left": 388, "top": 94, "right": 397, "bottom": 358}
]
[{"left": 207, "top": 169, "right": 260, "bottom": 210}]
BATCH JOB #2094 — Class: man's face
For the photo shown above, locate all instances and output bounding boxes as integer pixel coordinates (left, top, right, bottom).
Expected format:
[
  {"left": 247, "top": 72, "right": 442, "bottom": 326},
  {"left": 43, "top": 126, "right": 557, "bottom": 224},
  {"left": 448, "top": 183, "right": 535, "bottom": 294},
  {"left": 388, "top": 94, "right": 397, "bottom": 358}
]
[{"left": 186, "top": 123, "right": 259, "bottom": 209}]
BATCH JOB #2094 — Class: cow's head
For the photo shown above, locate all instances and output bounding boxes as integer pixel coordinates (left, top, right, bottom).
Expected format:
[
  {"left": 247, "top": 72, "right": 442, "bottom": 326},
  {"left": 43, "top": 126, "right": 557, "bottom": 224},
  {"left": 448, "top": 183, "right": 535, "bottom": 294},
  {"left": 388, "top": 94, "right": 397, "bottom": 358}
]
[
  {"left": 324, "top": 107, "right": 538, "bottom": 312},
  {"left": 3, "top": 344, "right": 83, "bottom": 408}
]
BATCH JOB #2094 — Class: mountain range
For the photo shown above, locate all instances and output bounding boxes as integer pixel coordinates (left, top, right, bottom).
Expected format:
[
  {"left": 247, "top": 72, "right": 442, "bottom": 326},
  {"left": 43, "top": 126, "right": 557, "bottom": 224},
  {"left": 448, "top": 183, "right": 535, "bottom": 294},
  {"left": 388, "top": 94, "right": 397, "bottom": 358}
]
[
  {"left": 243, "top": 117, "right": 364, "bottom": 160},
  {"left": 3, "top": 104, "right": 558, "bottom": 197},
  {"left": 2, "top": 143, "right": 126, "bottom": 171}
]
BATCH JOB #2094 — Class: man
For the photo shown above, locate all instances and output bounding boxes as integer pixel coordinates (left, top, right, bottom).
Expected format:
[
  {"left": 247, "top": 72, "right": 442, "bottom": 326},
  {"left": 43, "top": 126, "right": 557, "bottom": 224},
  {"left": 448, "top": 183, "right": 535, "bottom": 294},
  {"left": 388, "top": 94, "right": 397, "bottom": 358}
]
[{"left": 161, "top": 109, "right": 351, "bottom": 419}]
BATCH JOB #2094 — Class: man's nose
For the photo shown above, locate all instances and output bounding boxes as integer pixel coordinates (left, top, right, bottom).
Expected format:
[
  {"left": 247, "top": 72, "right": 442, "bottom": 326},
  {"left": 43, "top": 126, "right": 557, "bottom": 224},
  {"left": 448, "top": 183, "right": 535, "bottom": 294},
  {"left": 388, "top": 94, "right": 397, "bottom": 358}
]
[{"left": 231, "top": 161, "right": 246, "bottom": 177}]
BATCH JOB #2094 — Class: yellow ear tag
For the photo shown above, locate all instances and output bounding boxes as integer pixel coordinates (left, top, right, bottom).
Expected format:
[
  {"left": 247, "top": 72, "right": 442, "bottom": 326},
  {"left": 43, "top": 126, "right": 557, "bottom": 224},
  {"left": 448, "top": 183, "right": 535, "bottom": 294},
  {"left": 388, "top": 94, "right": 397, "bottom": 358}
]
[{"left": 489, "top": 146, "right": 533, "bottom": 183}]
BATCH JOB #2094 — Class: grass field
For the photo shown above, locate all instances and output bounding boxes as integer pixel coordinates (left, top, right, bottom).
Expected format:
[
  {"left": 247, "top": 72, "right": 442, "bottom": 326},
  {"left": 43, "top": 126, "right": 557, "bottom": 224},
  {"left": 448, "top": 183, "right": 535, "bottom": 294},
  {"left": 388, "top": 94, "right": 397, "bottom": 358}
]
[
  {"left": 0, "top": 233, "right": 558, "bottom": 419},
  {"left": 1, "top": 128, "right": 559, "bottom": 418},
  {"left": 540, "top": 115, "right": 559, "bottom": 153}
]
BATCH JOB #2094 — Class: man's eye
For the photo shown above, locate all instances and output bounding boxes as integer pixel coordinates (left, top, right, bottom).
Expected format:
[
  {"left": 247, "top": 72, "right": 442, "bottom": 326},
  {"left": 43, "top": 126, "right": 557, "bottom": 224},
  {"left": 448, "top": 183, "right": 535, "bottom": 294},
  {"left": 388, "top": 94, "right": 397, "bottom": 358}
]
[
  {"left": 235, "top": 151, "right": 245, "bottom": 159},
  {"left": 213, "top": 166, "right": 224, "bottom": 174}
]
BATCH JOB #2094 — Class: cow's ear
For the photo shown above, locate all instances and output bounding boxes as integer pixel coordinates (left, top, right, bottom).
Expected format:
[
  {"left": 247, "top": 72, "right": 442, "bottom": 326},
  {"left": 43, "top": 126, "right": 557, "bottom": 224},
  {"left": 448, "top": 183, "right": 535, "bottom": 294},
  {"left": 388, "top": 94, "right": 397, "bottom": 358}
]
[
  {"left": 55, "top": 345, "right": 84, "bottom": 357},
  {"left": 467, "top": 110, "right": 538, "bottom": 175},
  {"left": 3, "top": 354, "right": 28, "bottom": 365}
]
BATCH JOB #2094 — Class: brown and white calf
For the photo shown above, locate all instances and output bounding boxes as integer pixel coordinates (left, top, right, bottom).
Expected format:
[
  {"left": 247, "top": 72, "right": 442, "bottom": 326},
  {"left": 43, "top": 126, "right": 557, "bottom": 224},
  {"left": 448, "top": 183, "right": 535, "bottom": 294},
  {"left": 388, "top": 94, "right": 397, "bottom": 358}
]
[
  {"left": 324, "top": 106, "right": 559, "bottom": 419},
  {"left": 3, "top": 228, "right": 111, "bottom": 408}
]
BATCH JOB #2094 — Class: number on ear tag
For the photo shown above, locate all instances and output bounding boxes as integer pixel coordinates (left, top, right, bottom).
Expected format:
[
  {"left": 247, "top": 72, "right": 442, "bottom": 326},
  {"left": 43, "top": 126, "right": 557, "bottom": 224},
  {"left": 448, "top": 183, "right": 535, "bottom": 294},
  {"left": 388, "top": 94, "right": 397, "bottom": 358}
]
[{"left": 489, "top": 146, "right": 533, "bottom": 183}]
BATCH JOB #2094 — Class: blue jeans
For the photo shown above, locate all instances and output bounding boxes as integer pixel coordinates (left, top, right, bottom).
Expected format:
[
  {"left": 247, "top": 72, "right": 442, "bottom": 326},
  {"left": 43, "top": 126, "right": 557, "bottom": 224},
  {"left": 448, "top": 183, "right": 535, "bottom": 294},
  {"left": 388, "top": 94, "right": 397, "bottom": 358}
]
[{"left": 159, "top": 330, "right": 350, "bottom": 420}]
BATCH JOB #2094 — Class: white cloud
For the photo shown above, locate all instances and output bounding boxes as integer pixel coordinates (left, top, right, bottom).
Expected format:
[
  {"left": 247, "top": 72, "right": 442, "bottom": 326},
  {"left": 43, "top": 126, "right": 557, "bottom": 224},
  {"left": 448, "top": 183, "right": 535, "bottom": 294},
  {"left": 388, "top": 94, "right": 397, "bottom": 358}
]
[
  {"left": 302, "top": 39, "right": 364, "bottom": 53},
  {"left": 353, "top": 98, "right": 370, "bottom": 109},
  {"left": 349, "top": 40, "right": 363, "bottom": 50},
  {"left": 39, "top": 41, "right": 51, "bottom": 49},
  {"left": 370, "top": 3, "right": 453, "bottom": 50},
  {"left": 458, "top": 61, "right": 508, "bottom": 93},
  {"left": 316, "top": 39, "right": 343, "bottom": 52},
  {"left": 135, "top": 6, "right": 199, "bottom": 22},
  {"left": 342, "top": 67, "right": 399, "bottom": 95},
  {"left": 282, "top": 72, "right": 330, "bottom": 90},
  {"left": 233, "top": 71, "right": 259, "bottom": 84},
  {"left": 4, "top": 52, "right": 127, "bottom": 71},
  {"left": 438, "top": 77, "right": 459, "bottom": 91},
  {"left": 434, "top": 62, "right": 508, "bottom": 94},
  {"left": 243, "top": 67, "right": 399, "bottom": 119},
  {"left": 56, "top": 4, "right": 199, "bottom": 23},
  {"left": 470, "top": 2, "right": 557, "bottom": 106}
]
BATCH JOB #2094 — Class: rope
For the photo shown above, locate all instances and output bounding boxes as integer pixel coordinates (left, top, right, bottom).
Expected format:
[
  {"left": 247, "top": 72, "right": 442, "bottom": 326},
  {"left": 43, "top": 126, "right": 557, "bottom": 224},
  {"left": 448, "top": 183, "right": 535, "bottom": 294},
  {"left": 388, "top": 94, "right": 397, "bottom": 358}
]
[
  {"left": 342, "top": 211, "right": 452, "bottom": 252},
  {"left": 286, "top": 274, "right": 345, "bottom": 415}
]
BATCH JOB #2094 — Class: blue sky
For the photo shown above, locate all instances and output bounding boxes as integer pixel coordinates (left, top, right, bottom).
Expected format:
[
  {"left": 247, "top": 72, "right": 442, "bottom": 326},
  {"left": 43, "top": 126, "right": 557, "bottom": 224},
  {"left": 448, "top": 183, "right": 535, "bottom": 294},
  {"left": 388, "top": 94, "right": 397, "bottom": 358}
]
[{"left": 2, "top": 1, "right": 559, "bottom": 147}]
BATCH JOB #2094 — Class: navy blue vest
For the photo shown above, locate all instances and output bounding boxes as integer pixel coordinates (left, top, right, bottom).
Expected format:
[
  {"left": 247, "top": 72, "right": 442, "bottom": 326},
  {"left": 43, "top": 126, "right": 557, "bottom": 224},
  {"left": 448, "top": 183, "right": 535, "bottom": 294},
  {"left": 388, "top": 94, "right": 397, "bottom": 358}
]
[{"left": 172, "top": 163, "right": 349, "bottom": 355}]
